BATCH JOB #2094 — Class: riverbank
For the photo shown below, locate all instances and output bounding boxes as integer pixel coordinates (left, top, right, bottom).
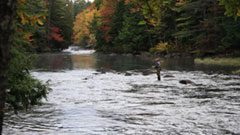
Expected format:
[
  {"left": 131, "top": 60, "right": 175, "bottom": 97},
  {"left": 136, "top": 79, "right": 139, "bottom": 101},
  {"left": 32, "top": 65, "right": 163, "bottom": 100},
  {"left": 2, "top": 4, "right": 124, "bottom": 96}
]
[
  {"left": 195, "top": 58, "right": 240, "bottom": 66},
  {"left": 94, "top": 50, "right": 240, "bottom": 75},
  {"left": 95, "top": 50, "right": 240, "bottom": 60}
]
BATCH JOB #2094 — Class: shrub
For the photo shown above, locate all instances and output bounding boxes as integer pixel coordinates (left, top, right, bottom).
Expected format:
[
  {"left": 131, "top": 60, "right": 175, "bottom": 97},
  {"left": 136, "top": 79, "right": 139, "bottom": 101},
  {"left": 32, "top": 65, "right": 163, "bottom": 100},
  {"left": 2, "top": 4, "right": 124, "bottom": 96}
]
[
  {"left": 150, "top": 42, "right": 169, "bottom": 54},
  {"left": 6, "top": 47, "right": 51, "bottom": 112}
]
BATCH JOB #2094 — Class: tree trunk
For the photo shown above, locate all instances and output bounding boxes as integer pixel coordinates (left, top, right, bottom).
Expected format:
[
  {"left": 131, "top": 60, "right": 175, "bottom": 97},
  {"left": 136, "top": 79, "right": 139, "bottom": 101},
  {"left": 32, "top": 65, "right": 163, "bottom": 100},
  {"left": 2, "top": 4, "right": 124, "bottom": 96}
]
[
  {"left": 0, "top": 0, "right": 17, "bottom": 134},
  {"left": 47, "top": 0, "right": 53, "bottom": 48}
]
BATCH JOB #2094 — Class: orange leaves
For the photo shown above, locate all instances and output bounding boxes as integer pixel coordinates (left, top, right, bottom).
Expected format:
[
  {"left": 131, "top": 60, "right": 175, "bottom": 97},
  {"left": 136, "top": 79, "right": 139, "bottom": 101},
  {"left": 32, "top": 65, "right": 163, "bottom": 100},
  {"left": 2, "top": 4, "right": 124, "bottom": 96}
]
[
  {"left": 17, "top": 0, "right": 46, "bottom": 26},
  {"left": 17, "top": 10, "right": 46, "bottom": 26},
  {"left": 37, "top": 19, "right": 44, "bottom": 25},
  {"left": 18, "top": 10, "right": 28, "bottom": 24},
  {"left": 100, "top": 26, "right": 112, "bottom": 43},
  {"left": 97, "top": 0, "right": 118, "bottom": 43},
  {"left": 50, "top": 27, "right": 64, "bottom": 42},
  {"left": 100, "top": 0, "right": 117, "bottom": 25},
  {"left": 51, "top": 33, "right": 64, "bottom": 42},
  {"left": 24, "top": 33, "right": 34, "bottom": 42},
  {"left": 100, "top": 26, "right": 110, "bottom": 32},
  {"left": 50, "top": 27, "right": 60, "bottom": 32},
  {"left": 73, "top": 6, "right": 98, "bottom": 44}
]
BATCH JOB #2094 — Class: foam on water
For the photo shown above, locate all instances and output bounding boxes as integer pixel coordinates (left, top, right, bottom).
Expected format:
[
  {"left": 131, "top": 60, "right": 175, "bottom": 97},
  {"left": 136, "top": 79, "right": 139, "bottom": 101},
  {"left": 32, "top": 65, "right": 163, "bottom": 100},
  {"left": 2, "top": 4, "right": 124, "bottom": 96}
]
[
  {"left": 3, "top": 50, "right": 240, "bottom": 135},
  {"left": 62, "top": 46, "right": 95, "bottom": 55},
  {"left": 4, "top": 69, "right": 240, "bottom": 135}
]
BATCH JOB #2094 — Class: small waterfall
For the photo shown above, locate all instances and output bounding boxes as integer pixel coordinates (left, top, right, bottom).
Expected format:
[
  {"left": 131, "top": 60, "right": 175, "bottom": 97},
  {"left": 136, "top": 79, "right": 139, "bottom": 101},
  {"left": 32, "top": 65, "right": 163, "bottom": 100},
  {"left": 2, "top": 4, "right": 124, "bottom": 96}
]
[{"left": 63, "top": 46, "right": 95, "bottom": 55}]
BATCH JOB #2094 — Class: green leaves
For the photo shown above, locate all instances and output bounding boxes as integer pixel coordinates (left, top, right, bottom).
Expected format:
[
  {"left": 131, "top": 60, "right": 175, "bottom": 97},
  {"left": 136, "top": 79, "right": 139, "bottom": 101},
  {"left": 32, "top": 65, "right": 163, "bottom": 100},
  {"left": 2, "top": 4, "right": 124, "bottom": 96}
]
[
  {"left": 219, "top": 0, "right": 240, "bottom": 20},
  {"left": 138, "top": 20, "right": 147, "bottom": 25},
  {"left": 7, "top": 47, "right": 51, "bottom": 112}
]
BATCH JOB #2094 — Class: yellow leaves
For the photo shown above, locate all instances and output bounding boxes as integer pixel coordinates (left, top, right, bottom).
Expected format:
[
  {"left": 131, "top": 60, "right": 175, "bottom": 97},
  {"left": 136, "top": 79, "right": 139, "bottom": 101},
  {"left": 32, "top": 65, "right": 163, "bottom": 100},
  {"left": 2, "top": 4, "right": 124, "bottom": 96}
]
[
  {"left": 73, "top": 7, "right": 98, "bottom": 44},
  {"left": 17, "top": 11, "right": 46, "bottom": 26},
  {"left": 17, "top": 0, "right": 46, "bottom": 26},
  {"left": 150, "top": 42, "right": 169, "bottom": 54},
  {"left": 17, "top": 0, "right": 27, "bottom": 6},
  {"left": 176, "top": 0, "right": 189, "bottom": 6},
  {"left": 155, "top": 42, "right": 169, "bottom": 52},
  {"left": 37, "top": 19, "right": 44, "bottom": 25},
  {"left": 237, "top": 10, "right": 240, "bottom": 16}
]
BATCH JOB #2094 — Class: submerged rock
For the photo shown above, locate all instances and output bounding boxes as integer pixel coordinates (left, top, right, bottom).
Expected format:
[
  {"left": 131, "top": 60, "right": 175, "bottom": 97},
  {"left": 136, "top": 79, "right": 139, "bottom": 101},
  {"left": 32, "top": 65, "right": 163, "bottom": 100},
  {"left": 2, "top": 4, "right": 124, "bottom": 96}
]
[
  {"left": 164, "top": 75, "right": 174, "bottom": 78},
  {"left": 236, "top": 72, "right": 240, "bottom": 76},
  {"left": 142, "top": 71, "right": 151, "bottom": 76},
  {"left": 125, "top": 72, "right": 132, "bottom": 76},
  {"left": 179, "top": 80, "right": 195, "bottom": 85},
  {"left": 96, "top": 69, "right": 106, "bottom": 74},
  {"left": 96, "top": 68, "right": 114, "bottom": 74}
]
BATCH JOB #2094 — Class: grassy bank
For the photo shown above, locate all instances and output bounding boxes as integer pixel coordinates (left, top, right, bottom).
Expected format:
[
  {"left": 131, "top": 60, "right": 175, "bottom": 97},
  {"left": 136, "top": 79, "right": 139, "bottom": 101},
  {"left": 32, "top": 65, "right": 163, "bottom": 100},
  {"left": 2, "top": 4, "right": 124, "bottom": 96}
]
[{"left": 194, "top": 58, "right": 240, "bottom": 66}]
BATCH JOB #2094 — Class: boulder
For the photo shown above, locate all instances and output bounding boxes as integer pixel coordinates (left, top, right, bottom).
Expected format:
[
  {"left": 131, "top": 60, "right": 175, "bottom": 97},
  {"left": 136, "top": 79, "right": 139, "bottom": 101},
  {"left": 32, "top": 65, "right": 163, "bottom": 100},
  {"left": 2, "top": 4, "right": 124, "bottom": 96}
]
[
  {"left": 125, "top": 72, "right": 132, "bottom": 76},
  {"left": 179, "top": 80, "right": 194, "bottom": 85}
]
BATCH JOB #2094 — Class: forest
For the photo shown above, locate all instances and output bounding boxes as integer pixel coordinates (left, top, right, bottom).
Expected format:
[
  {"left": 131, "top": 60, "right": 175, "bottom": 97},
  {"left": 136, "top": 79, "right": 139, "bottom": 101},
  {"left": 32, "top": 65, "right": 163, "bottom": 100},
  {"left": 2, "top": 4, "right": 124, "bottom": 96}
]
[
  {"left": 74, "top": 0, "right": 240, "bottom": 56},
  {"left": 0, "top": 0, "right": 240, "bottom": 134}
]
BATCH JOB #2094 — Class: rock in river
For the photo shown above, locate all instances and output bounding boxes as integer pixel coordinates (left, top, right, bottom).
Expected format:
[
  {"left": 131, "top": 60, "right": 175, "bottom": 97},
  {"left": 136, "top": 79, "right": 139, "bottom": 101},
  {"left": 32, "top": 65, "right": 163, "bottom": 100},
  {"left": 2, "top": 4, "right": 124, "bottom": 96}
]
[{"left": 179, "top": 80, "right": 195, "bottom": 85}]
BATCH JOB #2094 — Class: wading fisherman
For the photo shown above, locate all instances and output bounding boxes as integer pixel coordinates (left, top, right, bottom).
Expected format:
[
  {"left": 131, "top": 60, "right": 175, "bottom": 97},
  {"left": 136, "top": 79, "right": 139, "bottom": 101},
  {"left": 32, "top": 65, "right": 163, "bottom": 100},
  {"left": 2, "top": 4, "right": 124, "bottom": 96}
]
[{"left": 153, "top": 58, "right": 161, "bottom": 81}]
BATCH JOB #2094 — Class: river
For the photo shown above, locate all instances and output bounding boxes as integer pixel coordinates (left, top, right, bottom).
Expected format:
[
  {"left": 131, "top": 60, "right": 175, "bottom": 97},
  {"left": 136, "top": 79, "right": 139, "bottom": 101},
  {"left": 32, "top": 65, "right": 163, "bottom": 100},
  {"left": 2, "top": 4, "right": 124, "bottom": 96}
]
[{"left": 3, "top": 47, "right": 240, "bottom": 135}]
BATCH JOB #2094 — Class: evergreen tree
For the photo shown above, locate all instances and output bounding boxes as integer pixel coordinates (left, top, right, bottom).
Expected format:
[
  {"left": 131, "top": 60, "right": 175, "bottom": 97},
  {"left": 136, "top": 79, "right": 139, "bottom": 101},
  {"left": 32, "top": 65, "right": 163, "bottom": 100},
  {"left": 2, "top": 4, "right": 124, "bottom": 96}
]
[
  {"left": 47, "top": 0, "right": 73, "bottom": 51},
  {"left": 219, "top": 15, "right": 240, "bottom": 51},
  {"left": 5, "top": 0, "right": 51, "bottom": 113},
  {"left": 73, "top": 0, "right": 92, "bottom": 20},
  {"left": 173, "top": 0, "right": 205, "bottom": 46},
  {"left": 117, "top": 4, "right": 151, "bottom": 53},
  {"left": 110, "top": 0, "right": 126, "bottom": 47},
  {"left": 64, "top": 0, "right": 74, "bottom": 46},
  {"left": 88, "top": 13, "right": 101, "bottom": 46}
]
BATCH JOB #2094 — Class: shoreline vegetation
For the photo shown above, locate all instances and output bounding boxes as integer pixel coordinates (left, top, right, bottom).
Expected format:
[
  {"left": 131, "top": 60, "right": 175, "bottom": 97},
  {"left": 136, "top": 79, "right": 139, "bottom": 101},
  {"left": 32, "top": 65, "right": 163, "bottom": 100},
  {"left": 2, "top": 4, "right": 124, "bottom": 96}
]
[
  {"left": 195, "top": 58, "right": 240, "bottom": 67},
  {"left": 92, "top": 49, "right": 240, "bottom": 75},
  {"left": 73, "top": 0, "right": 240, "bottom": 62},
  {"left": 93, "top": 48, "right": 240, "bottom": 58},
  {"left": 194, "top": 57, "right": 240, "bottom": 75}
]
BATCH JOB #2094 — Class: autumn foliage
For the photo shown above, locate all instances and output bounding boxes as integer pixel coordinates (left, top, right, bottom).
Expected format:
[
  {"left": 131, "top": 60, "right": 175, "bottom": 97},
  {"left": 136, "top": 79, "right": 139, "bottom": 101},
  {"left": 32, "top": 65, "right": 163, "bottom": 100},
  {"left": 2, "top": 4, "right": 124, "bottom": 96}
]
[
  {"left": 50, "top": 27, "right": 64, "bottom": 42},
  {"left": 74, "top": 0, "right": 240, "bottom": 54},
  {"left": 73, "top": 5, "right": 98, "bottom": 44},
  {"left": 99, "top": 0, "right": 117, "bottom": 42}
]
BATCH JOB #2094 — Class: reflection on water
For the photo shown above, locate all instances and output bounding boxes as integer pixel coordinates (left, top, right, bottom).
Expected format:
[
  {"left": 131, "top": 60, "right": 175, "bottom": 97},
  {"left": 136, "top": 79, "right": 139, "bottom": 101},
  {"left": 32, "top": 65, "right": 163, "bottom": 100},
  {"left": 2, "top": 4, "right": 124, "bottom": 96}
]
[
  {"left": 71, "top": 55, "right": 96, "bottom": 69},
  {"left": 35, "top": 52, "right": 239, "bottom": 73},
  {"left": 35, "top": 52, "right": 154, "bottom": 72},
  {"left": 35, "top": 53, "right": 73, "bottom": 71},
  {"left": 3, "top": 49, "right": 240, "bottom": 135}
]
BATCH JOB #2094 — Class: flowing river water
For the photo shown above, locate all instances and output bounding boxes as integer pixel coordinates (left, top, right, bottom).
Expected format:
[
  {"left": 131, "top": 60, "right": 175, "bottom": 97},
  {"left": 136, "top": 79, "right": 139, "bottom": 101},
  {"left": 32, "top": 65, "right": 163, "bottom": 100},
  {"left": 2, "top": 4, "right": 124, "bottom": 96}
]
[{"left": 3, "top": 47, "right": 240, "bottom": 135}]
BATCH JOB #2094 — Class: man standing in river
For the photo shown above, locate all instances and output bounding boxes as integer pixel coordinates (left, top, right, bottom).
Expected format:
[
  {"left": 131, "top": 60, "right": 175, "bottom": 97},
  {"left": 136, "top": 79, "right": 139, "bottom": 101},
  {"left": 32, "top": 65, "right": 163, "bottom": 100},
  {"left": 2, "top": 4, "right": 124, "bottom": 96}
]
[{"left": 153, "top": 58, "right": 161, "bottom": 81}]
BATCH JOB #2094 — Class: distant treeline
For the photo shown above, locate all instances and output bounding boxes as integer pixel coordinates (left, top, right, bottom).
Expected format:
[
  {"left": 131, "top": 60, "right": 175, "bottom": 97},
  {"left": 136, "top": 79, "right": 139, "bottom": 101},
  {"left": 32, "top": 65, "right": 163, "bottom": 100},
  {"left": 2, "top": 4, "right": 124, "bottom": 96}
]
[{"left": 73, "top": 0, "right": 240, "bottom": 55}]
